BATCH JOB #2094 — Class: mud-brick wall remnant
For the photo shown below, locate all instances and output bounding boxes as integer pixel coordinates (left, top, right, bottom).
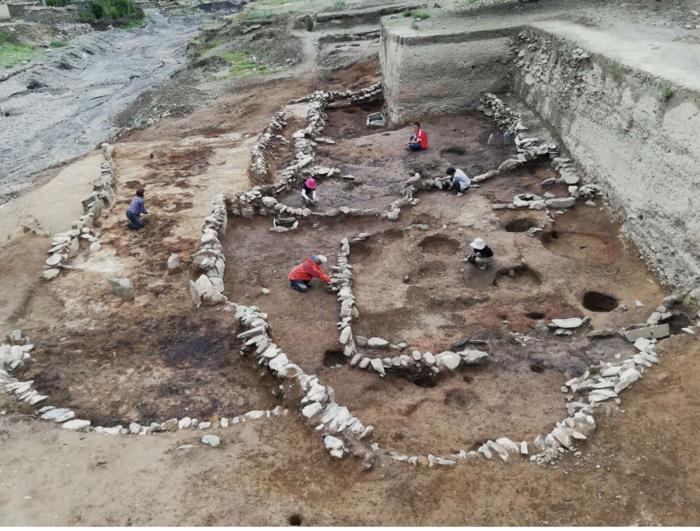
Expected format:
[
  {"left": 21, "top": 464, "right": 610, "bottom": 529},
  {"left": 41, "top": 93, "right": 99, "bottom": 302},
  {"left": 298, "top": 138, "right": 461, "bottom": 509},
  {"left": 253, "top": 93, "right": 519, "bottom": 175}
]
[
  {"left": 512, "top": 29, "right": 700, "bottom": 289},
  {"left": 379, "top": 25, "right": 515, "bottom": 124}
]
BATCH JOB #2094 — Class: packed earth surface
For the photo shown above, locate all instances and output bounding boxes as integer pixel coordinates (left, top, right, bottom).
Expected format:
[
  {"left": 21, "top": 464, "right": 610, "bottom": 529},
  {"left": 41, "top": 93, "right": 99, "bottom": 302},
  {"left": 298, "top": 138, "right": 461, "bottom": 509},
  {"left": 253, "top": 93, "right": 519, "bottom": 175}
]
[{"left": 1, "top": 0, "right": 700, "bottom": 525}]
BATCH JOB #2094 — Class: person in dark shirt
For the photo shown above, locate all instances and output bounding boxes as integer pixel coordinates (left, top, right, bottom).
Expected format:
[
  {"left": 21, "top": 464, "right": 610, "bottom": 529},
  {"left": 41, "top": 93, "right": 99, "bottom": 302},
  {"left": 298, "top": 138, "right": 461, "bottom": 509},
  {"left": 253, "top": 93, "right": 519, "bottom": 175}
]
[
  {"left": 126, "top": 188, "right": 148, "bottom": 230},
  {"left": 465, "top": 238, "right": 494, "bottom": 270}
]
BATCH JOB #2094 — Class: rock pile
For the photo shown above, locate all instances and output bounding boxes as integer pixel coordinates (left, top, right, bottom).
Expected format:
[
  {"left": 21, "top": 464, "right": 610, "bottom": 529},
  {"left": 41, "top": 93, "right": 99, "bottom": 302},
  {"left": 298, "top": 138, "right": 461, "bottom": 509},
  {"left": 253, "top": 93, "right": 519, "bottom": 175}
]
[
  {"left": 234, "top": 302, "right": 374, "bottom": 459},
  {"left": 476, "top": 94, "right": 603, "bottom": 212},
  {"left": 0, "top": 331, "right": 46, "bottom": 407},
  {"left": 249, "top": 110, "right": 287, "bottom": 183},
  {"left": 293, "top": 81, "right": 383, "bottom": 109},
  {"left": 190, "top": 193, "right": 228, "bottom": 308},
  {"left": 43, "top": 143, "right": 115, "bottom": 280}
]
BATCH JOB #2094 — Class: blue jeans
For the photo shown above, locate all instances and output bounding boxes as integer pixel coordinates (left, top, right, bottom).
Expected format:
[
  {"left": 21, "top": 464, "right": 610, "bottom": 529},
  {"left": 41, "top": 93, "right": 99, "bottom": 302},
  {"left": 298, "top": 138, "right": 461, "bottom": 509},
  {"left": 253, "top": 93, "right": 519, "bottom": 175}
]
[
  {"left": 290, "top": 280, "right": 310, "bottom": 292},
  {"left": 126, "top": 211, "right": 144, "bottom": 230}
]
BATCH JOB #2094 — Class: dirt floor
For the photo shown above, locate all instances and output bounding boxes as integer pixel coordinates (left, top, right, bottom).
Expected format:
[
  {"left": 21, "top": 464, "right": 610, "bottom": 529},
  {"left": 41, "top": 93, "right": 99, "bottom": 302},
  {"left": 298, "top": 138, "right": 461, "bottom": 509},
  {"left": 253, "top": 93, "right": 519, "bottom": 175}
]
[{"left": 1, "top": 0, "right": 700, "bottom": 526}]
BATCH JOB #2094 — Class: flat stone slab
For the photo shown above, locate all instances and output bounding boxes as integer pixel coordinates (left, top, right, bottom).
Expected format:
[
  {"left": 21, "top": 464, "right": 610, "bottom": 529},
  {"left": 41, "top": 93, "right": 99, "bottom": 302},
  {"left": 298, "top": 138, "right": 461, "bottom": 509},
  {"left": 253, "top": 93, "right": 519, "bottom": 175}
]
[{"left": 624, "top": 323, "right": 670, "bottom": 341}]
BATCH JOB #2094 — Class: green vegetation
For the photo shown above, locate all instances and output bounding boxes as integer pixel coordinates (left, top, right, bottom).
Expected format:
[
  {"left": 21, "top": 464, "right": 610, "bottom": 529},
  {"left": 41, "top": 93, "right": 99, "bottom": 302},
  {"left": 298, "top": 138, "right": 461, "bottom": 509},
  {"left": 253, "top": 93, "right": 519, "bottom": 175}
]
[
  {"left": 0, "top": 32, "right": 40, "bottom": 69},
  {"left": 659, "top": 84, "right": 674, "bottom": 101},
  {"left": 49, "top": 40, "right": 68, "bottom": 48},
  {"left": 404, "top": 8, "right": 431, "bottom": 19},
  {"left": 78, "top": 0, "right": 144, "bottom": 26},
  {"left": 216, "top": 50, "right": 281, "bottom": 78},
  {"left": 46, "top": 0, "right": 71, "bottom": 6}
]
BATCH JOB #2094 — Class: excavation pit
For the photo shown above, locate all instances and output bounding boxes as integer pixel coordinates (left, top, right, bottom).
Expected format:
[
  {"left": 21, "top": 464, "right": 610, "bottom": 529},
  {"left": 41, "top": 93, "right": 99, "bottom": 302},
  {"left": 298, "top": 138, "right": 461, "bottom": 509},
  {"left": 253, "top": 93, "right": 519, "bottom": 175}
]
[
  {"left": 582, "top": 291, "right": 618, "bottom": 312},
  {"left": 504, "top": 217, "right": 538, "bottom": 233}
]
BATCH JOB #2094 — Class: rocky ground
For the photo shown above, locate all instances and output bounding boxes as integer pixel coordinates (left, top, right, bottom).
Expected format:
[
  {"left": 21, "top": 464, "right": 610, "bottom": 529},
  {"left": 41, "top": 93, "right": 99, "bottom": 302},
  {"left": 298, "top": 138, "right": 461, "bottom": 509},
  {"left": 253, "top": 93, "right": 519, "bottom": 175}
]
[{"left": 1, "top": 0, "right": 699, "bottom": 526}]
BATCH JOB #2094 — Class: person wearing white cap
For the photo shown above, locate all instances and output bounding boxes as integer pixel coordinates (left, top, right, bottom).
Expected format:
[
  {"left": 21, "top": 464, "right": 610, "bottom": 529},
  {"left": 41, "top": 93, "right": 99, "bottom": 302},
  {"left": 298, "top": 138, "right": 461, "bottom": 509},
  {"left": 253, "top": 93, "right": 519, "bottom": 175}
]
[
  {"left": 466, "top": 238, "right": 494, "bottom": 270},
  {"left": 288, "top": 254, "right": 332, "bottom": 292}
]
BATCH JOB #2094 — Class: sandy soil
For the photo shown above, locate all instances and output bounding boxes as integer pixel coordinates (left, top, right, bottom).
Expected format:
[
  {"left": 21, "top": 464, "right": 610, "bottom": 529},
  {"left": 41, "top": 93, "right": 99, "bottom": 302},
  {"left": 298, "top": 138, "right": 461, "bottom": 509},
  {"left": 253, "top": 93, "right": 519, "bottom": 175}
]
[{"left": 1, "top": 0, "right": 700, "bottom": 526}]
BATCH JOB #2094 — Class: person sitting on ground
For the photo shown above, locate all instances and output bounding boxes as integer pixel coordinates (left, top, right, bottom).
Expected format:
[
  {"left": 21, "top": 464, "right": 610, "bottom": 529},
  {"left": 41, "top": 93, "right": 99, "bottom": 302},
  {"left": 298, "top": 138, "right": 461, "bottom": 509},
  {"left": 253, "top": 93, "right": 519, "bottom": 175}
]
[
  {"left": 465, "top": 238, "right": 494, "bottom": 270},
  {"left": 446, "top": 166, "right": 471, "bottom": 196},
  {"left": 126, "top": 187, "right": 149, "bottom": 230},
  {"left": 288, "top": 255, "right": 332, "bottom": 292},
  {"left": 301, "top": 178, "right": 318, "bottom": 206},
  {"left": 406, "top": 122, "right": 428, "bottom": 151}
]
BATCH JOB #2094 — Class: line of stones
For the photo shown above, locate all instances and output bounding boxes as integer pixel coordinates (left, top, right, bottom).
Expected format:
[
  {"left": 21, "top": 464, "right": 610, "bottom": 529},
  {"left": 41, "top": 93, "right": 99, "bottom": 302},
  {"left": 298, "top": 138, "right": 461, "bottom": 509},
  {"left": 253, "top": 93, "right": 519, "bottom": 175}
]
[
  {"left": 230, "top": 83, "right": 384, "bottom": 229},
  {"left": 1, "top": 328, "right": 290, "bottom": 435},
  {"left": 249, "top": 110, "right": 288, "bottom": 184},
  {"left": 189, "top": 193, "right": 229, "bottom": 308},
  {"left": 233, "top": 302, "right": 374, "bottom": 459},
  {"left": 42, "top": 143, "right": 115, "bottom": 281},
  {"left": 372, "top": 292, "right": 693, "bottom": 468},
  {"left": 326, "top": 239, "right": 697, "bottom": 466},
  {"left": 247, "top": 81, "right": 382, "bottom": 189},
  {"left": 475, "top": 93, "right": 602, "bottom": 212},
  {"left": 332, "top": 234, "right": 490, "bottom": 378}
]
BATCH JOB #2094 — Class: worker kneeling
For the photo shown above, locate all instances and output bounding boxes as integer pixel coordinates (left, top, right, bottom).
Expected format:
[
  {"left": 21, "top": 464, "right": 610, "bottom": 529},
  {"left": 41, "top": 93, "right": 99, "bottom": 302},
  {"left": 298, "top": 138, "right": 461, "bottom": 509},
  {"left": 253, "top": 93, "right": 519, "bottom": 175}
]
[
  {"left": 288, "top": 255, "right": 331, "bottom": 292},
  {"left": 466, "top": 238, "right": 494, "bottom": 270},
  {"left": 301, "top": 178, "right": 318, "bottom": 207},
  {"left": 446, "top": 167, "right": 471, "bottom": 196}
]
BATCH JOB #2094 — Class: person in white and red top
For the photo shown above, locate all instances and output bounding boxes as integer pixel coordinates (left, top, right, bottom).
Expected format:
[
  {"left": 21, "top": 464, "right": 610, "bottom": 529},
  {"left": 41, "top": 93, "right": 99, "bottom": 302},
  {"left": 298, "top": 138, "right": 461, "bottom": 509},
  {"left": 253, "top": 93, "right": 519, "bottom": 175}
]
[{"left": 406, "top": 122, "right": 429, "bottom": 151}]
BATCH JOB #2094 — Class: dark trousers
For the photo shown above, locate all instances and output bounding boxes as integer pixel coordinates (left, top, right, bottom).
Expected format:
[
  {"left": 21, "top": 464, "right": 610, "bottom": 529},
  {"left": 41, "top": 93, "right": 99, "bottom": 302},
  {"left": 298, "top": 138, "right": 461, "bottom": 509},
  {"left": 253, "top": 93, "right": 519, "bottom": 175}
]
[
  {"left": 290, "top": 280, "right": 310, "bottom": 292},
  {"left": 126, "top": 211, "right": 144, "bottom": 230}
]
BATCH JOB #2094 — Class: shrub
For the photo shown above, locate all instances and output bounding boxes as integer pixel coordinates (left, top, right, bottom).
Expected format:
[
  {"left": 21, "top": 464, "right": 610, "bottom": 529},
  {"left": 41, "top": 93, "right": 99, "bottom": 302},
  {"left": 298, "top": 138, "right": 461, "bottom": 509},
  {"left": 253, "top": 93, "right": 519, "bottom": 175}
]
[
  {"left": 46, "top": 0, "right": 71, "bottom": 6},
  {"left": 79, "top": 0, "right": 142, "bottom": 25},
  {"left": 404, "top": 9, "right": 431, "bottom": 19},
  {"left": 660, "top": 84, "right": 674, "bottom": 101},
  {"left": 49, "top": 40, "right": 68, "bottom": 48}
]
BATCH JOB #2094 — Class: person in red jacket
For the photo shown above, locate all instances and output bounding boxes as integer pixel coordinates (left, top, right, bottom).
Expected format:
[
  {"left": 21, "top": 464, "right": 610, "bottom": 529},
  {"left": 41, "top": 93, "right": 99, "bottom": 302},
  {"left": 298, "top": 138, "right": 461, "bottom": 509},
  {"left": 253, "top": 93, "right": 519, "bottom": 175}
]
[
  {"left": 406, "top": 122, "right": 428, "bottom": 151},
  {"left": 288, "top": 255, "right": 332, "bottom": 292}
]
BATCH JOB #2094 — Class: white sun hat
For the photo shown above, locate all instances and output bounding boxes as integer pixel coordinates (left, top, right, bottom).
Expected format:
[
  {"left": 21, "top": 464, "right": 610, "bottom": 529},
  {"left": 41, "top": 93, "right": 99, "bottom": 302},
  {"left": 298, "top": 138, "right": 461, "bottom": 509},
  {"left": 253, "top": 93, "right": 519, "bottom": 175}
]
[
  {"left": 313, "top": 255, "right": 328, "bottom": 264},
  {"left": 470, "top": 238, "right": 486, "bottom": 250}
]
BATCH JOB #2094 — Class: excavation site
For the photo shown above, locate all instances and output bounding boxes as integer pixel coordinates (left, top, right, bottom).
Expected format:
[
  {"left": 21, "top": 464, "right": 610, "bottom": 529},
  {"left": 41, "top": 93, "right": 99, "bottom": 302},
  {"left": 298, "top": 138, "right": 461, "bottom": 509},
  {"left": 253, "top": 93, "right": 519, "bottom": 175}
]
[{"left": 1, "top": 0, "right": 699, "bottom": 525}]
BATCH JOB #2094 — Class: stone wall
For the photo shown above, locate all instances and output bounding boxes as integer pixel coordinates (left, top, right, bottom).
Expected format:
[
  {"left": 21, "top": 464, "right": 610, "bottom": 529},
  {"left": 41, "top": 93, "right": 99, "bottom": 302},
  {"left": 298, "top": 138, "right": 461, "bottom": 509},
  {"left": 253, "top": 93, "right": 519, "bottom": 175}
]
[
  {"left": 379, "top": 27, "right": 514, "bottom": 124},
  {"left": 511, "top": 28, "right": 700, "bottom": 289},
  {"left": 379, "top": 18, "right": 700, "bottom": 288}
]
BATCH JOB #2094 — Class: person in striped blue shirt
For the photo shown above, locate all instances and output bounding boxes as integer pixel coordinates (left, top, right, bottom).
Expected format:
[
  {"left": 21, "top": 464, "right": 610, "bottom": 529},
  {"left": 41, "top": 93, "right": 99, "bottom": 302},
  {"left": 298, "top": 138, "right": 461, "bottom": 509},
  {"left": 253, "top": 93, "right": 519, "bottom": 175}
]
[{"left": 126, "top": 188, "right": 149, "bottom": 230}]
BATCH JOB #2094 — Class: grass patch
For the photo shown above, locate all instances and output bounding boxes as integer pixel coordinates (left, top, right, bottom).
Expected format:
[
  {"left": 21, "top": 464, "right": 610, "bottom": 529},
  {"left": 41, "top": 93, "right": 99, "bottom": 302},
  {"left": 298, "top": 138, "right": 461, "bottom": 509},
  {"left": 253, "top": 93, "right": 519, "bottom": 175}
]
[
  {"left": 46, "top": 0, "right": 71, "bottom": 6},
  {"left": 659, "top": 84, "right": 674, "bottom": 101},
  {"left": 0, "top": 33, "right": 40, "bottom": 68},
  {"left": 404, "top": 8, "right": 431, "bottom": 19},
  {"left": 217, "top": 50, "right": 280, "bottom": 77},
  {"left": 121, "top": 15, "right": 148, "bottom": 28},
  {"left": 49, "top": 40, "right": 68, "bottom": 48}
]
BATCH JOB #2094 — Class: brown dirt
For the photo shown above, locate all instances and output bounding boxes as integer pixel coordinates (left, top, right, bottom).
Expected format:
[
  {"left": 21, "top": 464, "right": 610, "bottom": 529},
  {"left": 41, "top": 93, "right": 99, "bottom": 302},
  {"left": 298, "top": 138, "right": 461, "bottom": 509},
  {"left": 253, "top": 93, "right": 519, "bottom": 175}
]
[
  {"left": 2, "top": 37, "right": 700, "bottom": 527},
  {"left": 15, "top": 309, "right": 278, "bottom": 426}
]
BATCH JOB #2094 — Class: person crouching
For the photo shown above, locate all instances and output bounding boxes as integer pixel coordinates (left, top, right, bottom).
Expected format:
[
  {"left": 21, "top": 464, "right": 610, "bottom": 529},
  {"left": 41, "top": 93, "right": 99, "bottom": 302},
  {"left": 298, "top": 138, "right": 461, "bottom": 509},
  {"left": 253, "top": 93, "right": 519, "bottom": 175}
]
[
  {"left": 126, "top": 187, "right": 149, "bottom": 230},
  {"left": 446, "top": 167, "right": 471, "bottom": 196},
  {"left": 288, "top": 255, "right": 331, "bottom": 292},
  {"left": 301, "top": 178, "right": 318, "bottom": 207},
  {"left": 465, "top": 238, "right": 494, "bottom": 270}
]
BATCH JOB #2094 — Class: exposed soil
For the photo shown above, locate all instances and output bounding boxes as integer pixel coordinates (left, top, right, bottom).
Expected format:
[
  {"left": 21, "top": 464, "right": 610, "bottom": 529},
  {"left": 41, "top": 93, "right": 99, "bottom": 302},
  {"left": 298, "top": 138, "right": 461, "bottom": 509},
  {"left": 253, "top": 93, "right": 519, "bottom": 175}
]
[
  {"left": 16, "top": 310, "right": 277, "bottom": 426},
  {"left": 2, "top": 1, "right": 700, "bottom": 526}
]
